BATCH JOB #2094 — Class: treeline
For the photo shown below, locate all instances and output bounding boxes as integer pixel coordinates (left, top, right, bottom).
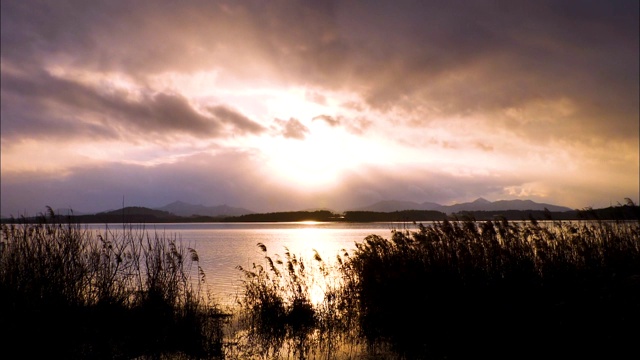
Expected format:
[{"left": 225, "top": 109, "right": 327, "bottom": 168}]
[
  {"left": 444, "top": 205, "right": 639, "bottom": 222},
  {"left": 342, "top": 210, "right": 448, "bottom": 222},
  {"left": 0, "top": 206, "right": 224, "bottom": 224},
  {"left": 3, "top": 204, "right": 638, "bottom": 224},
  {"left": 223, "top": 206, "right": 639, "bottom": 222},
  {"left": 452, "top": 209, "right": 579, "bottom": 221},
  {"left": 222, "top": 210, "right": 339, "bottom": 222}
]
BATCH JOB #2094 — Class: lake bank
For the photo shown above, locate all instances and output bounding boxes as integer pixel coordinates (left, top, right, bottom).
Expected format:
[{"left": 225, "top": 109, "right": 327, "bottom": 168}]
[{"left": 2, "top": 203, "right": 638, "bottom": 224}]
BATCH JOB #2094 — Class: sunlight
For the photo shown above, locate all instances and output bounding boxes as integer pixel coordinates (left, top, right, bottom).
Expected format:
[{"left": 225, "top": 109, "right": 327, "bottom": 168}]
[
  {"left": 297, "top": 220, "right": 323, "bottom": 225},
  {"left": 287, "top": 226, "right": 342, "bottom": 306},
  {"left": 265, "top": 88, "right": 327, "bottom": 121},
  {"left": 261, "top": 119, "right": 394, "bottom": 188}
]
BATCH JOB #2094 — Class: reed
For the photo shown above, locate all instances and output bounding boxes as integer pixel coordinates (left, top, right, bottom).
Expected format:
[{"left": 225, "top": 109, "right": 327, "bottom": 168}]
[
  {"left": 3, "top": 207, "right": 638, "bottom": 359},
  {"left": 228, "top": 243, "right": 371, "bottom": 360},
  {"left": 0, "top": 208, "right": 228, "bottom": 359},
  {"left": 231, "top": 218, "right": 639, "bottom": 359},
  {"left": 342, "top": 218, "right": 640, "bottom": 359}
]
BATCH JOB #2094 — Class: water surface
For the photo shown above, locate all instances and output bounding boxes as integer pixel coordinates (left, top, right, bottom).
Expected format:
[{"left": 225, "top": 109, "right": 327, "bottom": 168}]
[{"left": 86, "top": 221, "right": 416, "bottom": 307}]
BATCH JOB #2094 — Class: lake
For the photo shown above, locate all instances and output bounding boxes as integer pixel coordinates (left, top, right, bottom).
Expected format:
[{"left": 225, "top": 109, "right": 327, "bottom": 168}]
[{"left": 85, "top": 221, "right": 416, "bottom": 308}]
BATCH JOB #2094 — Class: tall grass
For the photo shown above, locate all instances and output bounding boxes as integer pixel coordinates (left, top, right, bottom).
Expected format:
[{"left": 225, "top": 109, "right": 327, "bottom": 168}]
[
  {"left": 3, "top": 208, "right": 638, "bottom": 359},
  {"left": 0, "top": 209, "right": 228, "bottom": 359},
  {"left": 342, "top": 218, "right": 640, "bottom": 359},
  {"left": 234, "top": 219, "right": 640, "bottom": 359},
  {"left": 229, "top": 243, "right": 365, "bottom": 359}
]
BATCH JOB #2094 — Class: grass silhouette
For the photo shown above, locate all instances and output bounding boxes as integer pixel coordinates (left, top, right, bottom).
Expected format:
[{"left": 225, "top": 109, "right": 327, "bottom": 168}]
[
  {"left": 0, "top": 208, "right": 228, "bottom": 359},
  {"left": 232, "top": 218, "right": 640, "bottom": 359},
  {"left": 2, "top": 207, "right": 638, "bottom": 359}
]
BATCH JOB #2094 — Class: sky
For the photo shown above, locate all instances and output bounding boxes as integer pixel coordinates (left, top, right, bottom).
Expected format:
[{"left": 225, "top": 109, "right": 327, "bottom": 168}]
[{"left": 1, "top": 0, "right": 638, "bottom": 217}]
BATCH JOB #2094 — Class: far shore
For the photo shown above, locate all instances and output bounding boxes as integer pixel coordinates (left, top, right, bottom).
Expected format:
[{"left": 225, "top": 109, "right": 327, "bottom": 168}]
[{"left": 2, "top": 203, "right": 638, "bottom": 224}]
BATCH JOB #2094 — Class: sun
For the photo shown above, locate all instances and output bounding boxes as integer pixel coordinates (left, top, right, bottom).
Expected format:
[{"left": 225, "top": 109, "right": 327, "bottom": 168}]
[
  {"left": 263, "top": 121, "right": 385, "bottom": 189},
  {"left": 265, "top": 131, "right": 343, "bottom": 187},
  {"left": 236, "top": 86, "right": 394, "bottom": 189}
]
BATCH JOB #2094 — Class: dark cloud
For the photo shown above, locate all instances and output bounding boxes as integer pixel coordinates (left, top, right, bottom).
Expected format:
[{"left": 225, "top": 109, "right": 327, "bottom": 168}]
[
  {"left": 274, "top": 118, "right": 309, "bottom": 140},
  {"left": 342, "top": 1, "right": 638, "bottom": 142},
  {"left": 0, "top": 69, "right": 264, "bottom": 141},
  {"left": 2, "top": 0, "right": 636, "bottom": 144},
  {"left": 206, "top": 105, "right": 266, "bottom": 135},
  {"left": 1, "top": 0, "right": 637, "bottom": 216}
]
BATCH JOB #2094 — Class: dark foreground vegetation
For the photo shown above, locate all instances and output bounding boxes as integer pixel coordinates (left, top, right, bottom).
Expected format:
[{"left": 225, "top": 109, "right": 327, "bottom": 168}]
[
  {"left": 232, "top": 216, "right": 640, "bottom": 359},
  {"left": 0, "top": 208, "right": 229, "bottom": 359},
  {"left": 2, "top": 206, "right": 639, "bottom": 359}
]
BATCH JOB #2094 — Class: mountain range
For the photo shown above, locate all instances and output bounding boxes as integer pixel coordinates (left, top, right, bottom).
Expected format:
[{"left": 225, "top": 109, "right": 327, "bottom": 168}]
[
  {"left": 54, "top": 198, "right": 573, "bottom": 218},
  {"left": 349, "top": 198, "right": 573, "bottom": 214},
  {"left": 6, "top": 199, "right": 637, "bottom": 223},
  {"left": 154, "top": 198, "right": 574, "bottom": 216}
]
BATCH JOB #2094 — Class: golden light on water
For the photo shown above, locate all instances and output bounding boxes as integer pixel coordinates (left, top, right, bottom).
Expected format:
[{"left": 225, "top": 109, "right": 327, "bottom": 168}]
[
  {"left": 297, "top": 220, "right": 323, "bottom": 225},
  {"left": 285, "top": 224, "right": 350, "bottom": 305}
]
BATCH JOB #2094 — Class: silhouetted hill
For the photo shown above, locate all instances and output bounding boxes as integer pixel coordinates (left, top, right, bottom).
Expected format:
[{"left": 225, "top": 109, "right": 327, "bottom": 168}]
[
  {"left": 443, "top": 198, "right": 572, "bottom": 213},
  {"left": 70, "top": 206, "right": 183, "bottom": 223},
  {"left": 2, "top": 203, "right": 637, "bottom": 224},
  {"left": 155, "top": 201, "right": 254, "bottom": 217},
  {"left": 25, "top": 206, "right": 222, "bottom": 223},
  {"left": 352, "top": 198, "right": 573, "bottom": 213}
]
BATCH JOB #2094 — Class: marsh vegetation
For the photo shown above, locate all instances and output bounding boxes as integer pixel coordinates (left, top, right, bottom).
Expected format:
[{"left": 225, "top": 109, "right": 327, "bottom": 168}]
[
  {"left": 0, "top": 208, "right": 228, "bottom": 359},
  {"left": 1, "top": 207, "right": 639, "bottom": 359}
]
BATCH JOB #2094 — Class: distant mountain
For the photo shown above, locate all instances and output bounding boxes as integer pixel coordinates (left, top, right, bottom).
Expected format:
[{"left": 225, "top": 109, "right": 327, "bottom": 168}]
[
  {"left": 351, "top": 198, "right": 573, "bottom": 214},
  {"left": 441, "top": 198, "right": 573, "bottom": 213},
  {"left": 420, "top": 201, "right": 445, "bottom": 211},
  {"left": 155, "top": 201, "right": 254, "bottom": 217}
]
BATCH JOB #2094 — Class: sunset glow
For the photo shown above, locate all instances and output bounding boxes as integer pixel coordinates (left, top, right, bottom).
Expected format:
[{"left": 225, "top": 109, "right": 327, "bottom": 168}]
[{"left": 1, "top": 0, "right": 638, "bottom": 217}]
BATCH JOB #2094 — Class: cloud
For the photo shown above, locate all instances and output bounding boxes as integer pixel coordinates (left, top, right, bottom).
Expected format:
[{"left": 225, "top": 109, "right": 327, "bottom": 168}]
[
  {"left": 344, "top": 117, "right": 373, "bottom": 135},
  {"left": 305, "top": 91, "right": 327, "bottom": 105},
  {"left": 0, "top": 152, "right": 543, "bottom": 217},
  {"left": 1, "top": 0, "right": 637, "bottom": 216},
  {"left": 0, "top": 68, "right": 264, "bottom": 142},
  {"left": 0, "top": 150, "right": 274, "bottom": 216},
  {"left": 274, "top": 118, "right": 310, "bottom": 140},
  {"left": 312, "top": 115, "right": 340, "bottom": 127},
  {"left": 3, "top": 1, "right": 636, "bottom": 145},
  {"left": 1, "top": 142, "right": 636, "bottom": 217},
  {"left": 206, "top": 105, "right": 266, "bottom": 135},
  {"left": 311, "top": 114, "right": 372, "bottom": 135}
]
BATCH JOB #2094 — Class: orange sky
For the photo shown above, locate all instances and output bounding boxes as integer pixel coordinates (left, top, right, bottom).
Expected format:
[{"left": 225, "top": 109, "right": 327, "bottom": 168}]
[{"left": 1, "top": 0, "right": 638, "bottom": 216}]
